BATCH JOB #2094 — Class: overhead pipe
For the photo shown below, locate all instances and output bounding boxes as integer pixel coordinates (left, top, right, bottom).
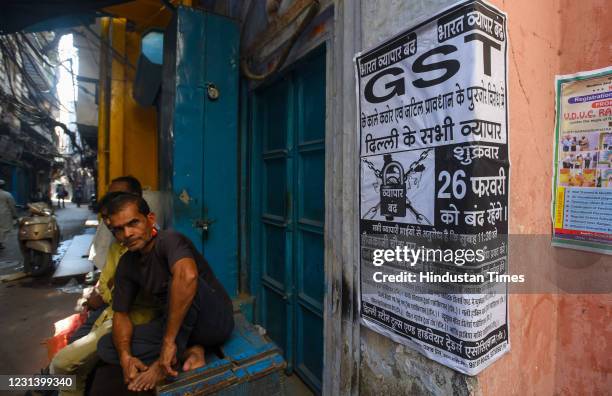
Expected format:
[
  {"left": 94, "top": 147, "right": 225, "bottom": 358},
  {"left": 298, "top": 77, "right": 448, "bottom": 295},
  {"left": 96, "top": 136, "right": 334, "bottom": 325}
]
[{"left": 240, "top": 0, "right": 320, "bottom": 81}]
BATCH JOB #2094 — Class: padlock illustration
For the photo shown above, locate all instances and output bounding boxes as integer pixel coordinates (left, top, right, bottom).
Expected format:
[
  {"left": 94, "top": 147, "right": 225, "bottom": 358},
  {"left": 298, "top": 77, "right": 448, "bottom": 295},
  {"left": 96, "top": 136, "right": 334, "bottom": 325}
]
[{"left": 380, "top": 154, "right": 407, "bottom": 221}]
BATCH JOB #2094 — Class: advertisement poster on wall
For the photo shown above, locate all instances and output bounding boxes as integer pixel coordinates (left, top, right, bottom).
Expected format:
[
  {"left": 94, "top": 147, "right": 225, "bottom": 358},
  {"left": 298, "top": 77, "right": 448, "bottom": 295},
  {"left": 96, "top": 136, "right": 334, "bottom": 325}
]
[
  {"left": 355, "top": 0, "right": 510, "bottom": 375},
  {"left": 552, "top": 66, "right": 612, "bottom": 254}
]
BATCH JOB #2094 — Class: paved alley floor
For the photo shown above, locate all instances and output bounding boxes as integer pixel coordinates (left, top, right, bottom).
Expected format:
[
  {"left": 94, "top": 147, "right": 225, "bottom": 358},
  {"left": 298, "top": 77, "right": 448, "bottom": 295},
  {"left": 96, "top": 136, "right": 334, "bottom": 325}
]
[{"left": 0, "top": 203, "right": 95, "bottom": 378}]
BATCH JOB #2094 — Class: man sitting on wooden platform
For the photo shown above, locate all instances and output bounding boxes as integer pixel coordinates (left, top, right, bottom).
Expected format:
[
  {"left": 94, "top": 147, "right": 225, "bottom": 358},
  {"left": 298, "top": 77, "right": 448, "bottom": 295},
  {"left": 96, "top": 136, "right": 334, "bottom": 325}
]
[{"left": 97, "top": 193, "right": 234, "bottom": 392}]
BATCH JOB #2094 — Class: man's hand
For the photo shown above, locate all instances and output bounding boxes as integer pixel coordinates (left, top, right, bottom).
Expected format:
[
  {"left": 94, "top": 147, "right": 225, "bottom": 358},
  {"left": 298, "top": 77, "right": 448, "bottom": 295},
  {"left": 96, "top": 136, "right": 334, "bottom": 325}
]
[
  {"left": 159, "top": 339, "right": 178, "bottom": 377},
  {"left": 85, "top": 290, "right": 105, "bottom": 310},
  {"left": 120, "top": 354, "right": 148, "bottom": 384}
]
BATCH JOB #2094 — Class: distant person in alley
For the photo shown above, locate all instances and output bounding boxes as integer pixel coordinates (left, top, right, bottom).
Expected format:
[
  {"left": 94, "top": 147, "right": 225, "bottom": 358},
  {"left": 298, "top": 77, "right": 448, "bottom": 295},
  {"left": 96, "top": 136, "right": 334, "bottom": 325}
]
[
  {"left": 74, "top": 184, "right": 83, "bottom": 208},
  {"left": 0, "top": 179, "right": 17, "bottom": 250},
  {"left": 97, "top": 193, "right": 234, "bottom": 391},
  {"left": 56, "top": 184, "right": 67, "bottom": 208}
]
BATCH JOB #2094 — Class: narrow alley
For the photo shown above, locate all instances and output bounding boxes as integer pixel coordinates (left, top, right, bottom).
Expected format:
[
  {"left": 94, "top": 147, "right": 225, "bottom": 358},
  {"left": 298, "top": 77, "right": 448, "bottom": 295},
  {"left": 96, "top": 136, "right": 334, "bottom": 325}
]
[{"left": 0, "top": 203, "right": 94, "bottom": 376}]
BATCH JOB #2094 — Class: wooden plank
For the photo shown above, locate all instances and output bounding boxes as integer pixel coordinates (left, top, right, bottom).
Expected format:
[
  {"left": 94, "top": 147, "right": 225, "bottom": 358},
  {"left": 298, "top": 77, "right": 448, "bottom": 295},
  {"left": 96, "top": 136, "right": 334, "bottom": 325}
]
[
  {"left": 53, "top": 234, "right": 95, "bottom": 278},
  {"left": 241, "top": 354, "right": 286, "bottom": 380},
  {"left": 158, "top": 369, "right": 240, "bottom": 396},
  {"left": 0, "top": 271, "right": 29, "bottom": 283}
]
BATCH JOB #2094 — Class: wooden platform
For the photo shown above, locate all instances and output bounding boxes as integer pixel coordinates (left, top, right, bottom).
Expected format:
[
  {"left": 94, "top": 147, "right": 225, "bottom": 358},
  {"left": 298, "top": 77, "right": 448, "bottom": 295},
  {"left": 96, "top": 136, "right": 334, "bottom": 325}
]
[{"left": 157, "top": 314, "right": 286, "bottom": 396}]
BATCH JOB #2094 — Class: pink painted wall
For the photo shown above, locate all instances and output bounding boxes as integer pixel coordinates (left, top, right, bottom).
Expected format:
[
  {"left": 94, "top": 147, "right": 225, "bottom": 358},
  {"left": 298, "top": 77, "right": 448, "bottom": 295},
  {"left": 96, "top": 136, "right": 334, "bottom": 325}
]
[
  {"left": 478, "top": 0, "right": 611, "bottom": 394},
  {"left": 555, "top": 1, "right": 611, "bottom": 394}
]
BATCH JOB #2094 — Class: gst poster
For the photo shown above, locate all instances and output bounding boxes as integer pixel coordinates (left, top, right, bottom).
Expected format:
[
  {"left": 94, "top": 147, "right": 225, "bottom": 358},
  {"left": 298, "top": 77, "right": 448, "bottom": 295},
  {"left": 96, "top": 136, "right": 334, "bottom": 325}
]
[
  {"left": 355, "top": 0, "right": 509, "bottom": 375},
  {"left": 552, "top": 66, "right": 612, "bottom": 254}
]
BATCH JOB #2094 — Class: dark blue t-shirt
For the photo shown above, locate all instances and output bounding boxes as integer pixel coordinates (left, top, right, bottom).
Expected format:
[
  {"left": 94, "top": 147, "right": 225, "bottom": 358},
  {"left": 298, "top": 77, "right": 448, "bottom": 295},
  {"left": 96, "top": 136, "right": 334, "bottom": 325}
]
[{"left": 112, "top": 230, "right": 230, "bottom": 313}]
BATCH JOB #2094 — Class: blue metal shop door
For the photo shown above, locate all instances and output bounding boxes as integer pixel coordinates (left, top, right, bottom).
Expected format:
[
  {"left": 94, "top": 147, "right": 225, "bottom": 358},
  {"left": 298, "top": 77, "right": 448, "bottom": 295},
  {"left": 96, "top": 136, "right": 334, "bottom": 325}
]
[
  {"left": 161, "top": 7, "right": 239, "bottom": 297},
  {"left": 250, "top": 48, "right": 326, "bottom": 393}
]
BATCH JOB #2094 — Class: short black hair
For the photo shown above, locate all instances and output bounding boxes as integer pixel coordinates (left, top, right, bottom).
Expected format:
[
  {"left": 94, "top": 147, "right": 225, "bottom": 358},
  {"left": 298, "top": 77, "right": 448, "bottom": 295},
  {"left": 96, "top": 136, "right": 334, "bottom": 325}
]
[
  {"left": 106, "top": 193, "right": 151, "bottom": 217},
  {"left": 98, "top": 191, "right": 134, "bottom": 216},
  {"left": 110, "top": 176, "right": 142, "bottom": 196}
]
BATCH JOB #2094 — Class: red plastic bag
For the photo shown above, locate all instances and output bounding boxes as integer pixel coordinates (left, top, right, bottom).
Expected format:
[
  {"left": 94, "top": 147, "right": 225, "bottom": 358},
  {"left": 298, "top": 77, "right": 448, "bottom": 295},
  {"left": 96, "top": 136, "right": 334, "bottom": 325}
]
[{"left": 45, "top": 312, "right": 88, "bottom": 361}]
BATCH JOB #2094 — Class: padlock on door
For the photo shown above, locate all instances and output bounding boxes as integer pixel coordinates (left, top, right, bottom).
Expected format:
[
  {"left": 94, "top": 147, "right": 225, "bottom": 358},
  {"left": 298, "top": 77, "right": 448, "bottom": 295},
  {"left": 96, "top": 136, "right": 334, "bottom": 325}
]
[{"left": 380, "top": 154, "right": 406, "bottom": 221}]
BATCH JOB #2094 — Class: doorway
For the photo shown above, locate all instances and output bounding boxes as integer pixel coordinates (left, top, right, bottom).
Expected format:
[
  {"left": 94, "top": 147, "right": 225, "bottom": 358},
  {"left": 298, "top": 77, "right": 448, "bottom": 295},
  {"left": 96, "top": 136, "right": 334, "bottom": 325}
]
[{"left": 249, "top": 47, "right": 326, "bottom": 393}]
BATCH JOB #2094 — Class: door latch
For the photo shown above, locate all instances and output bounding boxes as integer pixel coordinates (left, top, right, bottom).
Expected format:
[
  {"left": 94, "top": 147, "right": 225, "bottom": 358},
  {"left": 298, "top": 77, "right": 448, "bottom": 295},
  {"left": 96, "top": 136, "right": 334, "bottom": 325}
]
[{"left": 194, "top": 218, "right": 215, "bottom": 239}]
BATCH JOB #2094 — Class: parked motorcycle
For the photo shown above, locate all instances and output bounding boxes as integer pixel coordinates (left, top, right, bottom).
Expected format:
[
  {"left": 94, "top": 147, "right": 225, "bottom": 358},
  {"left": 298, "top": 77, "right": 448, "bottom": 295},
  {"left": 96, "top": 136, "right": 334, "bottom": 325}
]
[{"left": 18, "top": 202, "right": 60, "bottom": 276}]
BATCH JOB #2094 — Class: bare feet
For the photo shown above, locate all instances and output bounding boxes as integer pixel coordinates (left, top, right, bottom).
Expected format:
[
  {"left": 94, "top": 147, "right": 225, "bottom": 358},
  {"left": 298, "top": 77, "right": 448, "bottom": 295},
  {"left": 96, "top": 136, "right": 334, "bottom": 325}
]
[
  {"left": 182, "top": 345, "right": 206, "bottom": 372},
  {"left": 127, "top": 360, "right": 166, "bottom": 392}
]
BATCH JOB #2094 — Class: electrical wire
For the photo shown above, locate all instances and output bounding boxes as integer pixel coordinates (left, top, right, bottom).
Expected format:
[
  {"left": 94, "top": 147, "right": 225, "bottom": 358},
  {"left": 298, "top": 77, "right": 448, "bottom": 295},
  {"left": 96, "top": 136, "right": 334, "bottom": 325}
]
[
  {"left": 70, "top": 28, "right": 99, "bottom": 68},
  {"left": 1, "top": 35, "right": 73, "bottom": 113},
  {"left": 0, "top": 32, "right": 85, "bottom": 153},
  {"left": 80, "top": 23, "right": 136, "bottom": 70},
  {"left": 18, "top": 32, "right": 83, "bottom": 102},
  {"left": 18, "top": 32, "right": 56, "bottom": 70}
]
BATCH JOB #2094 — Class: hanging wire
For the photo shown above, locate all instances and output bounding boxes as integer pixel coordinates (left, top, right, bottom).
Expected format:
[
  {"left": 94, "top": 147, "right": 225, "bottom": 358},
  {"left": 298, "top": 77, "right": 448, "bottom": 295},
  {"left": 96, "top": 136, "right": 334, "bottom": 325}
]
[
  {"left": 70, "top": 28, "right": 99, "bottom": 68},
  {"left": 18, "top": 32, "right": 56, "bottom": 69},
  {"left": 1, "top": 35, "right": 73, "bottom": 113},
  {"left": 80, "top": 23, "right": 136, "bottom": 70},
  {"left": 0, "top": 31, "right": 85, "bottom": 154}
]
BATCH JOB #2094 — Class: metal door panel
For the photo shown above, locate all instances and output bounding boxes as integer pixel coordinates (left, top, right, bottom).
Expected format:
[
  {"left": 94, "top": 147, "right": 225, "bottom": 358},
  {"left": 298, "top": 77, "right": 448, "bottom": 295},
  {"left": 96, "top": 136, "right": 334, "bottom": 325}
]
[
  {"left": 296, "top": 230, "right": 324, "bottom": 311},
  {"left": 171, "top": 8, "right": 206, "bottom": 259},
  {"left": 263, "top": 157, "right": 287, "bottom": 218},
  {"left": 296, "top": 305, "right": 324, "bottom": 391},
  {"left": 263, "top": 81, "right": 289, "bottom": 151},
  {"left": 251, "top": 47, "right": 325, "bottom": 394},
  {"left": 255, "top": 75, "right": 295, "bottom": 371},
  {"left": 262, "top": 286, "right": 289, "bottom": 355},
  {"left": 298, "top": 58, "right": 326, "bottom": 144},
  {"left": 298, "top": 149, "right": 325, "bottom": 223},
  {"left": 262, "top": 223, "right": 287, "bottom": 289},
  {"left": 164, "top": 7, "right": 239, "bottom": 297},
  {"left": 200, "top": 13, "right": 240, "bottom": 297},
  {"left": 292, "top": 49, "right": 325, "bottom": 393}
]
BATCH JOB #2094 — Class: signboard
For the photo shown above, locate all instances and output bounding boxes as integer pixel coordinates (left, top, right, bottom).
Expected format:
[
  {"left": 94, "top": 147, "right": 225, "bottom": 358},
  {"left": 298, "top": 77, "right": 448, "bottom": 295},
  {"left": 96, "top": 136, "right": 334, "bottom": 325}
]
[
  {"left": 552, "top": 66, "right": 612, "bottom": 254},
  {"left": 355, "top": 0, "right": 510, "bottom": 375}
]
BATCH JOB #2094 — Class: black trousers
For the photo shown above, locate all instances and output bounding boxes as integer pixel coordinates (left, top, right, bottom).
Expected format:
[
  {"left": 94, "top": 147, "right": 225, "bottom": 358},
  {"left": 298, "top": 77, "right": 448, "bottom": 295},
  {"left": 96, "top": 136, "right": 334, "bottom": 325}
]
[{"left": 97, "top": 278, "right": 234, "bottom": 366}]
